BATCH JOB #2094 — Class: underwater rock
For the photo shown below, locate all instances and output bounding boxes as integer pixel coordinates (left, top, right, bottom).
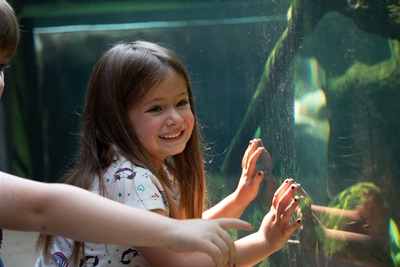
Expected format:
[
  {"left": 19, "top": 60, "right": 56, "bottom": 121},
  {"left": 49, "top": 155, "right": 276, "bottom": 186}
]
[
  {"left": 328, "top": 0, "right": 400, "bottom": 40},
  {"left": 222, "top": 0, "right": 400, "bottom": 176}
]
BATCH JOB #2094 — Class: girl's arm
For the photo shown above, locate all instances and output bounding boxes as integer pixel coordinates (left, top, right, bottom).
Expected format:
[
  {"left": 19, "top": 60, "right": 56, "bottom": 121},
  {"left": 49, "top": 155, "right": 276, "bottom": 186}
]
[
  {"left": 204, "top": 139, "right": 264, "bottom": 219},
  {"left": 0, "top": 172, "right": 253, "bottom": 267},
  {"left": 138, "top": 180, "right": 301, "bottom": 267}
]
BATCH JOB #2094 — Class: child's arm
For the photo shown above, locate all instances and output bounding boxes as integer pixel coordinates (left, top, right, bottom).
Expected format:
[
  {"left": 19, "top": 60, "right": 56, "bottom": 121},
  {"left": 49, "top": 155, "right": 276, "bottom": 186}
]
[
  {"left": 204, "top": 139, "right": 264, "bottom": 219},
  {"left": 138, "top": 180, "right": 301, "bottom": 267},
  {"left": 0, "top": 172, "right": 253, "bottom": 266}
]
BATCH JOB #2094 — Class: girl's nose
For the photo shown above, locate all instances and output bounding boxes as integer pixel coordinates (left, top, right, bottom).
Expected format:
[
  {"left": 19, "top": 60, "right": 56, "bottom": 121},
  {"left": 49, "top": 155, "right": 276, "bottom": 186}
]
[{"left": 166, "top": 108, "right": 183, "bottom": 126}]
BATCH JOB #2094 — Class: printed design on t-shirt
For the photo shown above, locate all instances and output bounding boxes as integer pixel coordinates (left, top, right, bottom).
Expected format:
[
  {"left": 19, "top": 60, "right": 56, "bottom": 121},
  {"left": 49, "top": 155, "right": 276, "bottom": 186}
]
[
  {"left": 137, "top": 184, "right": 145, "bottom": 192},
  {"left": 136, "top": 171, "right": 149, "bottom": 193},
  {"left": 113, "top": 168, "right": 136, "bottom": 182},
  {"left": 52, "top": 252, "right": 69, "bottom": 267},
  {"left": 151, "top": 192, "right": 160, "bottom": 198},
  {"left": 160, "top": 191, "right": 169, "bottom": 207},
  {"left": 79, "top": 256, "right": 99, "bottom": 267},
  {"left": 119, "top": 248, "right": 140, "bottom": 264}
]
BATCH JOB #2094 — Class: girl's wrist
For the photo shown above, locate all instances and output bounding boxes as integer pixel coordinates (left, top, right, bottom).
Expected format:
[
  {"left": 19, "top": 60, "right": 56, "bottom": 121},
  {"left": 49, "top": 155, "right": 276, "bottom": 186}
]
[{"left": 232, "top": 190, "right": 252, "bottom": 208}]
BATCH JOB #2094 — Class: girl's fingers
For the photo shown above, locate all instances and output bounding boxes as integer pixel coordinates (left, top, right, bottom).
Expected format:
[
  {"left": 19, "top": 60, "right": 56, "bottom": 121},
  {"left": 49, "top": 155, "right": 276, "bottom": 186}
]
[
  {"left": 242, "top": 139, "right": 258, "bottom": 168},
  {"left": 246, "top": 147, "right": 263, "bottom": 178},
  {"left": 281, "top": 196, "right": 300, "bottom": 222},
  {"left": 272, "top": 178, "right": 293, "bottom": 207},
  {"left": 276, "top": 183, "right": 298, "bottom": 216},
  {"left": 285, "top": 217, "right": 302, "bottom": 236},
  {"left": 241, "top": 141, "right": 252, "bottom": 168}
]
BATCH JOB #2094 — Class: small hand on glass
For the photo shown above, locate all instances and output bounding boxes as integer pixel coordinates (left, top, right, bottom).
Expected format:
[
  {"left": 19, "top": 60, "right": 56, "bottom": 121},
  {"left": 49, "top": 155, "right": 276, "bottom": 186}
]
[{"left": 259, "top": 179, "right": 302, "bottom": 252}]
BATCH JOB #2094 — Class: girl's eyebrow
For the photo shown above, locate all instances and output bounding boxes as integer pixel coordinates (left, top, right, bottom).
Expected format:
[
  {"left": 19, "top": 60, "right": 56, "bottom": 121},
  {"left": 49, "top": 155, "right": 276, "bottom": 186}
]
[
  {"left": 172, "top": 91, "right": 189, "bottom": 99},
  {"left": 143, "top": 96, "right": 165, "bottom": 106},
  {"left": 144, "top": 91, "right": 188, "bottom": 105}
]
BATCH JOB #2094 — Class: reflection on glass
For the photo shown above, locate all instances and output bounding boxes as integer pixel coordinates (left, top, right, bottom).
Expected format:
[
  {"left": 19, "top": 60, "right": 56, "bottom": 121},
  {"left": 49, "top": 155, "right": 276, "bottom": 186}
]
[{"left": 6, "top": 1, "right": 399, "bottom": 266}]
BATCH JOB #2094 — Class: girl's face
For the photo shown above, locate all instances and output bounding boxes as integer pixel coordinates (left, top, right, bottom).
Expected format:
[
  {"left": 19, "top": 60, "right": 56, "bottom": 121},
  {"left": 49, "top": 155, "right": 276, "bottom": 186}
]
[{"left": 128, "top": 71, "right": 194, "bottom": 169}]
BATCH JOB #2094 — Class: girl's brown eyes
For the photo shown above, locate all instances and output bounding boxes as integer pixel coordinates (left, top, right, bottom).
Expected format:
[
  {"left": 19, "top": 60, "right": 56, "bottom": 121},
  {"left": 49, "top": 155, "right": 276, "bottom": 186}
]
[
  {"left": 146, "top": 100, "right": 189, "bottom": 112},
  {"left": 177, "top": 100, "right": 189, "bottom": 107},
  {"left": 147, "top": 106, "right": 162, "bottom": 113}
]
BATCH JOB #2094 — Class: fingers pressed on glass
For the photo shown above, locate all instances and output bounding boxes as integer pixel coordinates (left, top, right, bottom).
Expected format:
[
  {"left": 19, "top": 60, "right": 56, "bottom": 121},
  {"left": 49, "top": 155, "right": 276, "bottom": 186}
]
[
  {"left": 286, "top": 217, "right": 302, "bottom": 235},
  {"left": 246, "top": 147, "right": 263, "bottom": 176},
  {"left": 276, "top": 183, "right": 298, "bottom": 216},
  {"left": 272, "top": 178, "right": 294, "bottom": 207},
  {"left": 242, "top": 139, "right": 259, "bottom": 168},
  {"left": 281, "top": 196, "right": 300, "bottom": 222},
  {"left": 241, "top": 141, "right": 251, "bottom": 168}
]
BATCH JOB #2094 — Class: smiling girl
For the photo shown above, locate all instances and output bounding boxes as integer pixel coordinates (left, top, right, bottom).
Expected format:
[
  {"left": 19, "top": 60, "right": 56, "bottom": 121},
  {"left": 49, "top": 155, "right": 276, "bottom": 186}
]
[
  {"left": 1, "top": 2, "right": 257, "bottom": 267},
  {"left": 36, "top": 41, "right": 301, "bottom": 267}
]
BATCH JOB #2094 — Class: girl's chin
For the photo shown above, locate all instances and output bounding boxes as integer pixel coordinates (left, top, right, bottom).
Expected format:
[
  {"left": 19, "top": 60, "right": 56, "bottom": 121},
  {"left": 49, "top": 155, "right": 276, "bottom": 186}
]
[
  {"left": 168, "top": 148, "right": 186, "bottom": 156},
  {"left": 165, "top": 145, "right": 187, "bottom": 156}
]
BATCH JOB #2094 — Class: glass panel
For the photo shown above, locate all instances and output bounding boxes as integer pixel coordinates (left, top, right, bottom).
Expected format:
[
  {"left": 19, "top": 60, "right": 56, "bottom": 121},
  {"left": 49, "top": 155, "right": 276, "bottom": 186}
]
[{"left": 5, "top": 1, "right": 399, "bottom": 266}]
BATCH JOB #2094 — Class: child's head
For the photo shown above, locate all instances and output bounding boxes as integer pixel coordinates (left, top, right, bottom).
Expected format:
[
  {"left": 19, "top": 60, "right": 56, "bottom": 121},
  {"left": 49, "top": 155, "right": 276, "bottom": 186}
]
[
  {"left": 0, "top": 0, "right": 20, "bottom": 97},
  {"left": 127, "top": 63, "right": 195, "bottom": 169},
  {"left": 81, "top": 41, "right": 197, "bottom": 167}
]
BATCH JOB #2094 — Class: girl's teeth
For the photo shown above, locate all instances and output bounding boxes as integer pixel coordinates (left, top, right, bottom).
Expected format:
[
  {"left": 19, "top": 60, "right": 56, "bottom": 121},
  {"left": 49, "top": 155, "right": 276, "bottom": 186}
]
[{"left": 162, "top": 133, "right": 180, "bottom": 139}]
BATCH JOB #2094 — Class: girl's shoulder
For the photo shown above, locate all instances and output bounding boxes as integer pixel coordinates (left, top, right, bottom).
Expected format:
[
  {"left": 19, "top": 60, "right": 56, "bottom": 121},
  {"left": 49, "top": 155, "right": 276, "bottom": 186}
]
[
  {"left": 101, "top": 156, "right": 163, "bottom": 189},
  {"left": 103, "top": 156, "right": 154, "bottom": 177}
]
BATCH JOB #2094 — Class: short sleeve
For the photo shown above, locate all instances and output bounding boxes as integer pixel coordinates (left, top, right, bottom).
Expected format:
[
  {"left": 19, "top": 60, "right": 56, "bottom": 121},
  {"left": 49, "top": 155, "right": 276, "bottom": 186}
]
[{"left": 102, "top": 160, "right": 169, "bottom": 214}]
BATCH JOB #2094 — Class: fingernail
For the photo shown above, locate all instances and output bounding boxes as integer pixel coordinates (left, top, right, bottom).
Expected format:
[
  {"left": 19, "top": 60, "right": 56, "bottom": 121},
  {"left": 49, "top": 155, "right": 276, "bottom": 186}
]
[
  {"left": 285, "top": 179, "right": 289, "bottom": 183},
  {"left": 257, "top": 171, "right": 263, "bottom": 176},
  {"left": 291, "top": 185, "right": 296, "bottom": 190},
  {"left": 297, "top": 219, "right": 301, "bottom": 223},
  {"left": 294, "top": 197, "right": 298, "bottom": 202}
]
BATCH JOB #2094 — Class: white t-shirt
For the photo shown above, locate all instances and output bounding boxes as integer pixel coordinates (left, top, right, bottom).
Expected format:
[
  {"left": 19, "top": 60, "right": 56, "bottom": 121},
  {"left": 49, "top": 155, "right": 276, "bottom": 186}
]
[{"left": 36, "top": 156, "right": 169, "bottom": 267}]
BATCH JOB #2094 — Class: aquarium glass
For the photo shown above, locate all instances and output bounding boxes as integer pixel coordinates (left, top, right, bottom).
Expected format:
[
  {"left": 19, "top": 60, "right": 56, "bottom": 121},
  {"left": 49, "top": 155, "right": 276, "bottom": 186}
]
[{"left": 3, "top": 0, "right": 400, "bottom": 266}]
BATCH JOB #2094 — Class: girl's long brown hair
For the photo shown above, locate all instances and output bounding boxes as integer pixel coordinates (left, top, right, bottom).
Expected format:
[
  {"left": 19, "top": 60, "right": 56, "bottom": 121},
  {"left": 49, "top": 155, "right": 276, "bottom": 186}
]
[
  {"left": 37, "top": 41, "right": 206, "bottom": 263},
  {"left": 0, "top": 0, "right": 20, "bottom": 58}
]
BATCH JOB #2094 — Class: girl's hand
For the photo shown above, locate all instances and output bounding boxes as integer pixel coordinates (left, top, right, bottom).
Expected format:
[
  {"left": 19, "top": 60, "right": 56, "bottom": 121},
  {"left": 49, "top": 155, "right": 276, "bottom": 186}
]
[
  {"left": 202, "top": 140, "right": 267, "bottom": 220},
  {"left": 234, "top": 139, "right": 266, "bottom": 205},
  {"left": 259, "top": 179, "right": 302, "bottom": 253}
]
